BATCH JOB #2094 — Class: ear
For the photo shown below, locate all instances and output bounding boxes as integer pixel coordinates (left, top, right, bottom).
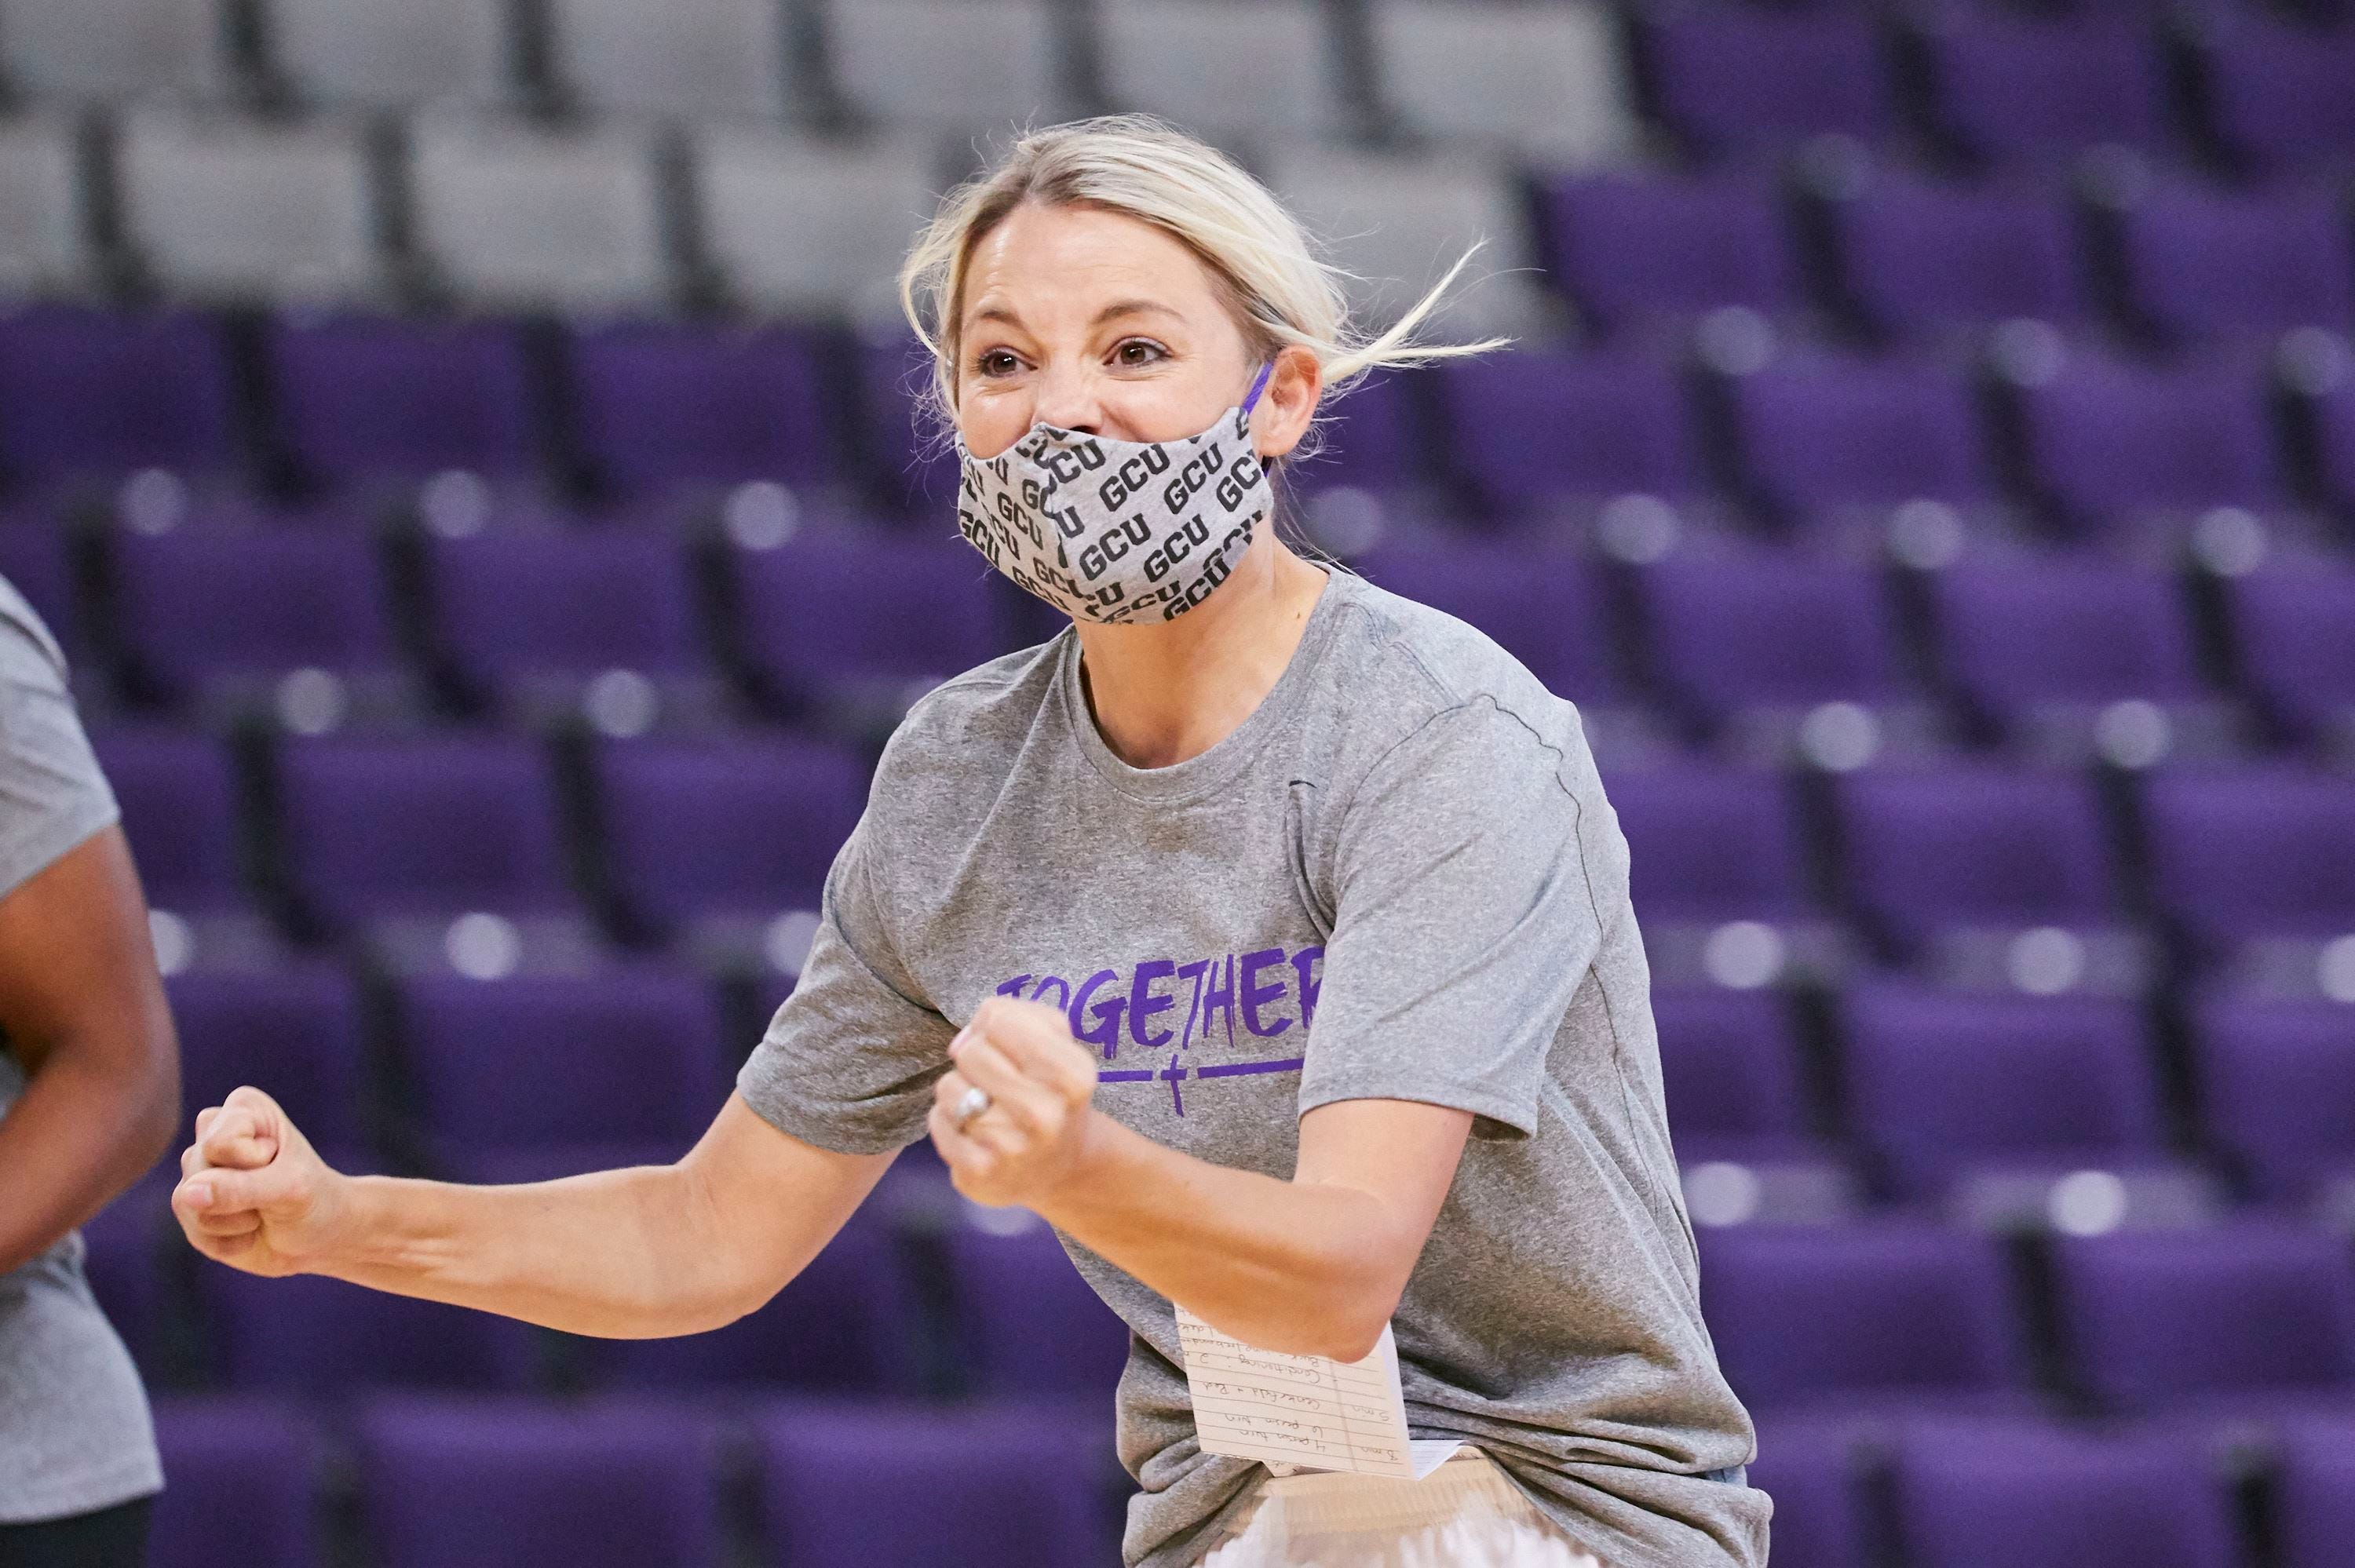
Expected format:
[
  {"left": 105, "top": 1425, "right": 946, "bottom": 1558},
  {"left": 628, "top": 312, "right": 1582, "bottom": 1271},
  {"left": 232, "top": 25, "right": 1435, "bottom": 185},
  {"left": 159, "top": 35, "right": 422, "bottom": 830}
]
[{"left": 1249, "top": 344, "right": 1324, "bottom": 462}]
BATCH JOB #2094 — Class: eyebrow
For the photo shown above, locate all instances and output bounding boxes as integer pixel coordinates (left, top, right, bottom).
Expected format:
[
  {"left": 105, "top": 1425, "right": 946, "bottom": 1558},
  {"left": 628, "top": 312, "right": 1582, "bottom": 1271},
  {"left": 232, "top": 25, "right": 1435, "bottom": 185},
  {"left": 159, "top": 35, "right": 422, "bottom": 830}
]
[{"left": 966, "top": 298, "right": 1184, "bottom": 331}]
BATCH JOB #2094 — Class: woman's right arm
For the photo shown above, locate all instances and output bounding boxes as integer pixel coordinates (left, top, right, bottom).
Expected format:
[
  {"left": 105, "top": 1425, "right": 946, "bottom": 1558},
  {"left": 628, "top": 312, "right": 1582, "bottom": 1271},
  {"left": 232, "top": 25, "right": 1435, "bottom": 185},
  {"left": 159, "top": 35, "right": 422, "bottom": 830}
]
[{"left": 170, "top": 1086, "right": 895, "bottom": 1340}]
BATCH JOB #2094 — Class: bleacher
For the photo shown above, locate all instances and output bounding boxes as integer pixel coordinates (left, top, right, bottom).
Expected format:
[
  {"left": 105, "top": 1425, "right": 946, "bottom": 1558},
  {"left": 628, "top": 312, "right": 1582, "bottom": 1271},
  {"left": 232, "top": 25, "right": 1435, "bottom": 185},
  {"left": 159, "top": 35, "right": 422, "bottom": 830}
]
[{"left": 4, "top": 0, "right": 2354, "bottom": 1563}]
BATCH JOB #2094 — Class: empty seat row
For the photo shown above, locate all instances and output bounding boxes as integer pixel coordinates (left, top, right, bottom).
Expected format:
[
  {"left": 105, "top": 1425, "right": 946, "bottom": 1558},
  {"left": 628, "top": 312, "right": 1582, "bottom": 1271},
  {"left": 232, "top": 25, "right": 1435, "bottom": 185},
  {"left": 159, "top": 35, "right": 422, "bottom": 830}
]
[
  {"left": 141, "top": 939, "right": 2355, "bottom": 1209},
  {"left": 1703, "top": 1220, "right": 2355, "bottom": 1422},
  {"left": 1663, "top": 983, "right": 2355, "bottom": 1205},
  {"left": 141, "top": 1394, "right": 1122, "bottom": 1568},
  {"left": 9, "top": 310, "right": 2355, "bottom": 560},
  {"left": 1759, "top": 1414, "right": 2355, "bottom": 1568},
  {"left": 12, "top": 0, "right": 2355, "bottom": 177},
  {"left": 22, "top": 512, "right": 2353, "bottom": 768}
]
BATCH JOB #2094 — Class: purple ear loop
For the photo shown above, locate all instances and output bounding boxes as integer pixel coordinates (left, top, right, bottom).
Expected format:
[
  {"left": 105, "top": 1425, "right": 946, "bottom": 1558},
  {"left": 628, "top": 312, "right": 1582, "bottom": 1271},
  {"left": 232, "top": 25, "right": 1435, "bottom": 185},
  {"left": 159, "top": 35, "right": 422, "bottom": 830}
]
[{"left": 1240, "top": 361, "right": 1275, "bottom": 416}]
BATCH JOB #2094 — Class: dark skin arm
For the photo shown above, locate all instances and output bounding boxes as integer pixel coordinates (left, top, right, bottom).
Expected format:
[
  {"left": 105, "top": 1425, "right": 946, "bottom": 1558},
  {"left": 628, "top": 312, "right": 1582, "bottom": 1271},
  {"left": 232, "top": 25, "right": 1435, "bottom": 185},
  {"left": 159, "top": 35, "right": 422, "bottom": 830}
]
[{"left": 0, "top": 824, "right": 181, "bottom": 1275}]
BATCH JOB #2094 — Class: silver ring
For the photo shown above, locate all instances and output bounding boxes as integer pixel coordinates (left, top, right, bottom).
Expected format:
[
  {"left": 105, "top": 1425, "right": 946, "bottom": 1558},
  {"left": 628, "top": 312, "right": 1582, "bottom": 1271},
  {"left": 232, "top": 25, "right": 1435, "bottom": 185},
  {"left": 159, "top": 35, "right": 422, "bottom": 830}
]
[{"left": 953, "top": 1084, "right": 992, "bottom": 1129}]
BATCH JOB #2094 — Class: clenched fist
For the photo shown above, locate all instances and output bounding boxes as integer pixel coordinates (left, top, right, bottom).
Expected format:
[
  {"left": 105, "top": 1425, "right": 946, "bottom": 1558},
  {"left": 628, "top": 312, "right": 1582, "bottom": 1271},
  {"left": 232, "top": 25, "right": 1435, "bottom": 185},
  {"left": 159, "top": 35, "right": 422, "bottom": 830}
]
[
  {"left": 928, "top": 997, "right": 1102, "bottom": 1210},
  {"left": 171, "top": 1085, "right": 348, "bottom": 1278}
]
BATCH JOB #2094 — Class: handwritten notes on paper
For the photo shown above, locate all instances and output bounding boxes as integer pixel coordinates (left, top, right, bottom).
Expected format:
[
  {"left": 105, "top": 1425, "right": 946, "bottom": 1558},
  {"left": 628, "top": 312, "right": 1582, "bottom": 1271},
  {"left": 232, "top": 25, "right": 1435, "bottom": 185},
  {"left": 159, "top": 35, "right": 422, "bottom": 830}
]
[{"left": 1174, "top": 1304, "right": 1462, "bottom": 1480}]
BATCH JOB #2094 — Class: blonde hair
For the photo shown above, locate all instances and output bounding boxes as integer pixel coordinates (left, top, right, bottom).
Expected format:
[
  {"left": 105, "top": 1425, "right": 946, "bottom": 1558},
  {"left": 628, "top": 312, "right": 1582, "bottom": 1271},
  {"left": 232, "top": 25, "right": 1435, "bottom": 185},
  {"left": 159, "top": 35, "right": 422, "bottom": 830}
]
[{"left": 896, "top": 115, "right": 1505, "bottom": 447}]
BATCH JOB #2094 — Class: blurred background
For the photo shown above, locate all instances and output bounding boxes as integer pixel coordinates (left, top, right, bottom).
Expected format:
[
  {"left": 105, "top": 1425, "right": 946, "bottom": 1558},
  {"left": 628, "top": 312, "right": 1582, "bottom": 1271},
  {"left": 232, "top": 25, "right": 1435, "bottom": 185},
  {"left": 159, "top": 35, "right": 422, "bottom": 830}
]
[{"left": 0, "top": 0, "right": 2351, "bottom": 1563}]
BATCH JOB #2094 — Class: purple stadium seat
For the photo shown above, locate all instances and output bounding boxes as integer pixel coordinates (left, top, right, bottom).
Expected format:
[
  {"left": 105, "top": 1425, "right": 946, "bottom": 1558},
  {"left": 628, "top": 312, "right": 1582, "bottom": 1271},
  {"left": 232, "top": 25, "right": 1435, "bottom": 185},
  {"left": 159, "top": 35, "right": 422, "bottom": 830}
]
[
  {"left": 1835, "top": 766, "right": 2116, "bottom": 952},
  {"left": 1536, "top": 172, "right": 1798, "bottom": 337},
  {"left": 2228, "top": 565, "right": 2355, "bottom": 742},
  {"left": 356, "top": 1398, "right": 720, "bottom": 1568},
  {"left": 0, "top": 513, "right": 78, "bottom": 651},
  {"left": 0, "top": 306, "right": 235, "bottom": 482},
  {"left": 91, "top": 728, "right": 246, "bottom": 914},
  {"left": 1931, "top": 559, "right": 2207, "bottom": 722},
  {"left": 1728, "top": 352, "right": 1996, "bottom": 522},
  {"left": 1643, "top": 8, "right": 1895, "bottom": 157},
  {"left": 1841, "top": 983, "right": 2166, "bottom": 1196},
  {"left": 1611, "top": 766, "right": 1812, "bottom": 926},
  {"left": 1652, "top": 987, "right": 1820, "bottom": 1164},
  {"left": 855, "top": 329, "right": 957, "bottom": 516},
  {"left": 275, "top": 734, "right": 575, "bottom": 929},
  {"left": 2050, "top": 1224, "right": 2355, "bottom": 1413},
  {"left": 422, "top": 525, "right": 707, "bottom": 703},
  {"left": 2117, "top": 181, "right": 2355, "bottom": 344},
  {"left": 2013, "top": 355, "right": 2284, "bottom": 531},
  {"left": 1351, "top": 542, "right": 1623, "bottom": 704},
  {"left": 168, "top": 965, "right": 371, "bottom": 1163},
  {"left": 729, "top": 531, "right": 1008, "bottom": 705},
  {"left": 2192, "top": 997, "right": 2355, "bottom": 1201},
  {"left": 1433, "top": 349, "right": 1701, "bottom": 515},
  {"left": 198, "top": 1267, "right": 536, "bottom": 1393},
  {"left": 1640, "top": 551, "right": 1905, "bottom": 721},
  {"left": 265, "top": 314, "right": 535, "bottom": 490},
  {"left": 149, "top": 1398, "right": 324, "bottom": 1568},
  {"left": 593, "top": 735, "right": 868, "bottom": 936},
  {"left": 753, "top": 1402, "right": 1119, "bottom": 1568},
  {"left": 2200, "top": 16, "right": 2355, "bottom": 174},
  {"left": 390, "top": 966, "right": 731, "bottom": 1158},
  {"left": 1925, "top": 14, "right": 2167, "bottom": 166},
  {"left": 2277, "top": 1418, "right": 2355, "bottom": 1568},
  {"left": 109, "top": 527, "right": 401, "bottom": 708},
  {"left": 568, "top": 321, "right": 834, "bottom": 495},
  {"left": 2141, "top": 766, "right": 2355, "bottom": 951},
  {"left": 78, "top": 1176, "right": 176, "bottom": 1386},
  {"left": 1698, "top": 1224, "right": 2035, "bottom": 1417},
  {"left": 1829, "top": 166, "right": 2088, "bottom": 341},
  {"left": 1746, "top": 1419, "right": 1871, "bottom": 1568},
  {"left": 1283, "top": 370, "right": 1425, "bottom": 496},
  {"left": 944, "top": 1216, "right": 1132, "bottom": 1400},
  {"left": 1893, "top": 1422, "right": 2244, "bottom": 1568}
]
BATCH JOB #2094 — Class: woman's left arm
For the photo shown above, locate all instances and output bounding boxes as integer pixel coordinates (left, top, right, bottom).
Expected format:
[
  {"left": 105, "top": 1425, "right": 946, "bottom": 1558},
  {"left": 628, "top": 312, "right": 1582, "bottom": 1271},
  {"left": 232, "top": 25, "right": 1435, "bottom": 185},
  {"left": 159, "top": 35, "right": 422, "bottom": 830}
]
[{"left": 930, "top": 997, "right": 1470, "bottom": 1362}]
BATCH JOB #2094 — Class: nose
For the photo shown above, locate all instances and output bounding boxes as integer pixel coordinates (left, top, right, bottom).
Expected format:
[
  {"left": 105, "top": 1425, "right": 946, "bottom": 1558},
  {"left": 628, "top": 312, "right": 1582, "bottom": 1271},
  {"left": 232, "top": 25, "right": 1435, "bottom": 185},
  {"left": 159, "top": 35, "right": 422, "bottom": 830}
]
[{"left": 1031, "top": 361, "right": 1101, "bottom": 435}]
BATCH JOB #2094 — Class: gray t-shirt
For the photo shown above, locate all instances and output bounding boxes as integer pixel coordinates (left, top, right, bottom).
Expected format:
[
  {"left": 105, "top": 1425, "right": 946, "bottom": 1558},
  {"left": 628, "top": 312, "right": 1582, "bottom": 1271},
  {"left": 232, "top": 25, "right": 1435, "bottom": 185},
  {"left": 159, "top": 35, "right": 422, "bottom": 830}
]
[
  {"left": 738, "top": 569, "right": 1770, "bottom": 1568},
  {"left": 0, "top": 574, "right": 164, "bottom": 1524}
]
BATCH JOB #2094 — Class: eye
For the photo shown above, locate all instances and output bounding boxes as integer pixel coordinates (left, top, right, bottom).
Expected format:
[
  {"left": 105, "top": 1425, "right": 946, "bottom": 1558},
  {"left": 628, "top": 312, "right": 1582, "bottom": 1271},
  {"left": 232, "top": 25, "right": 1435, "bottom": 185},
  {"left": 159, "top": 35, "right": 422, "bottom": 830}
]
[
  {"left": 1112, "top": 337, "right": 1170, "bottom": 367},
  {"left": 973, "top": 348, "right": 1024, "bottom": 377}
]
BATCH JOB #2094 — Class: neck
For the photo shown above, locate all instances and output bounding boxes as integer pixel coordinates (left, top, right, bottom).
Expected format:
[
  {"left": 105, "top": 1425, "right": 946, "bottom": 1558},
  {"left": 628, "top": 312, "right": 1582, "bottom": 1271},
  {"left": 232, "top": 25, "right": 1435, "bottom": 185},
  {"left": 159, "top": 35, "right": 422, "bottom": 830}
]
[{"left": 1072, "top": 532, "right": 1331, "bottom": 770}]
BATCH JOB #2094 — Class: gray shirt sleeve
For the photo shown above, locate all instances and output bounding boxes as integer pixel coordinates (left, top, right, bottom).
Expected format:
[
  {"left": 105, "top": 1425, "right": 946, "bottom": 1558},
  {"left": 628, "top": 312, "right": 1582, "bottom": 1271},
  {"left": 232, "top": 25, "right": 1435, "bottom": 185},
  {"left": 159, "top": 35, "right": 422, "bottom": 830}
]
[
  {"left": 0, "top": 580, "right": 119, "bottom": 903},
  {"left": 1298, "top": 698, "right": 1603, "bottom": 1140},
  {"left": 733, "top": 810, "right": 957, "bottom": 1156}
]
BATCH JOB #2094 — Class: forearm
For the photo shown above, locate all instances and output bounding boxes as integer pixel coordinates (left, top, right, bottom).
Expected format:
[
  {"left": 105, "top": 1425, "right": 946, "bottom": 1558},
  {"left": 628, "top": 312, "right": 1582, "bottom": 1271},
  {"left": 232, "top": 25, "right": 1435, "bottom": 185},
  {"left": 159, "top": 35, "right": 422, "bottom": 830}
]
[
  {"left": 0, "top": 1045, "right": 177, "bottom": 1275},
  {"left": 1033, "top": 1115, "right": 1409, "bottom": 1361},
  {"left": 314, "top": 1161, "right": 745, "bottom": 1339}
]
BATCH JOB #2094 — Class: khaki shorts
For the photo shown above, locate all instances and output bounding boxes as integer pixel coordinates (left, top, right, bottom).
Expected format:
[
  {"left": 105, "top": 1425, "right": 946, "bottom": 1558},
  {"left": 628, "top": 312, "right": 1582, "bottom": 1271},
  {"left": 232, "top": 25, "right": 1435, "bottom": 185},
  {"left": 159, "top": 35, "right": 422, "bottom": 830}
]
[{"left": 1196, "top": 1449, "right": 1604, "bottom": 1568}]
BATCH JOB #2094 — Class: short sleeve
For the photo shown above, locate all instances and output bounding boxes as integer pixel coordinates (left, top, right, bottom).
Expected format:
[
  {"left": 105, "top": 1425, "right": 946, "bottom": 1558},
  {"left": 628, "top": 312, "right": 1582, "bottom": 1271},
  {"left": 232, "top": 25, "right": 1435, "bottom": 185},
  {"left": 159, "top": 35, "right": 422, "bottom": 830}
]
[
  {"left": 734, "top": 813, "right": 957, "bottom": 1156},
  {"left": 0, "top": 589, "right": 119, "bottom": 902},
  {"left": 1298, "top": 699, "right": 1605, "bottom": 1140}
]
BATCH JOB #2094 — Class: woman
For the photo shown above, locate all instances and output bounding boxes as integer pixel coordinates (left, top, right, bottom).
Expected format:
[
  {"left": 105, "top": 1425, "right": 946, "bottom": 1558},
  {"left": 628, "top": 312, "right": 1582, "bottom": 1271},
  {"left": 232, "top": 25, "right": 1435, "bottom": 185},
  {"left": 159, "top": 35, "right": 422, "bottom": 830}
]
[{"left": 173, "top": 118, "right": 1771, "bottom": 1568}]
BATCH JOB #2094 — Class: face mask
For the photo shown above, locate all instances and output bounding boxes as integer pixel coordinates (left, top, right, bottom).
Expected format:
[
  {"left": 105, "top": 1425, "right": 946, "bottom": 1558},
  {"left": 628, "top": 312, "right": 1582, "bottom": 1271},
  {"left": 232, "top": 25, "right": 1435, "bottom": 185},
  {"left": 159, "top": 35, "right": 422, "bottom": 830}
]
[{"left": 954, "top": 363, "right": 1275, "bottom": 625}]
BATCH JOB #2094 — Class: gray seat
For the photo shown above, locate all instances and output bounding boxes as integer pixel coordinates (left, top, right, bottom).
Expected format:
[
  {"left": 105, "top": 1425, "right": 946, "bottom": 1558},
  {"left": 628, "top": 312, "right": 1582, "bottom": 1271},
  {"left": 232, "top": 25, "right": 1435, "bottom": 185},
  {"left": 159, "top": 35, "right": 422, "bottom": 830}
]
[
  {"left": 696, "top": 130, "right": 934, "bottom": 317},
  {"left": 264, "top": 0, "right": 512, "bottom": 110},
  {"left": 823, "top": 0, "right": 1065, "bottom": 135},
  {"left": 550, "top": 0, "right": 788, "bottom": 121},
  {"left": 119, "top": 110, "right": 379, "bottom": 302},
  {"left": 408, "top": 114, "right": 667, "bottom": 311},
  {"left": 1368, "top": 0, "right": 1635, "bottom": 166},
  {"left": 0, "top": 0, "right": 227, "bottom": 102},
  {"left": 1266, "top": 143, "right": 1551, "bottom": 339},
  {"left": 1097, "top": 0, "right": 1345, "bottom": 144},
  {"left": 0, "top": 113, "right": 87, "bottom": 295}
]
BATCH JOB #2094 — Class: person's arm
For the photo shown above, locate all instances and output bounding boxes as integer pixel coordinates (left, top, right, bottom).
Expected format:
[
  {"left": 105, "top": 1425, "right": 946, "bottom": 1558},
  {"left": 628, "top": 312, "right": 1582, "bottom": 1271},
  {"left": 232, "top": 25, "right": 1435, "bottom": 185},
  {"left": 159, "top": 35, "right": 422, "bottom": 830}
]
[
  {"left": 173, "top": 1088, "right": 896, "bottom": 1339},
  {"left": 0, "top": 825, "right": 182, "bottom": 1276},
  {"left": 930, "top": 999, "right": 1472, "bottom": 1363}
]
